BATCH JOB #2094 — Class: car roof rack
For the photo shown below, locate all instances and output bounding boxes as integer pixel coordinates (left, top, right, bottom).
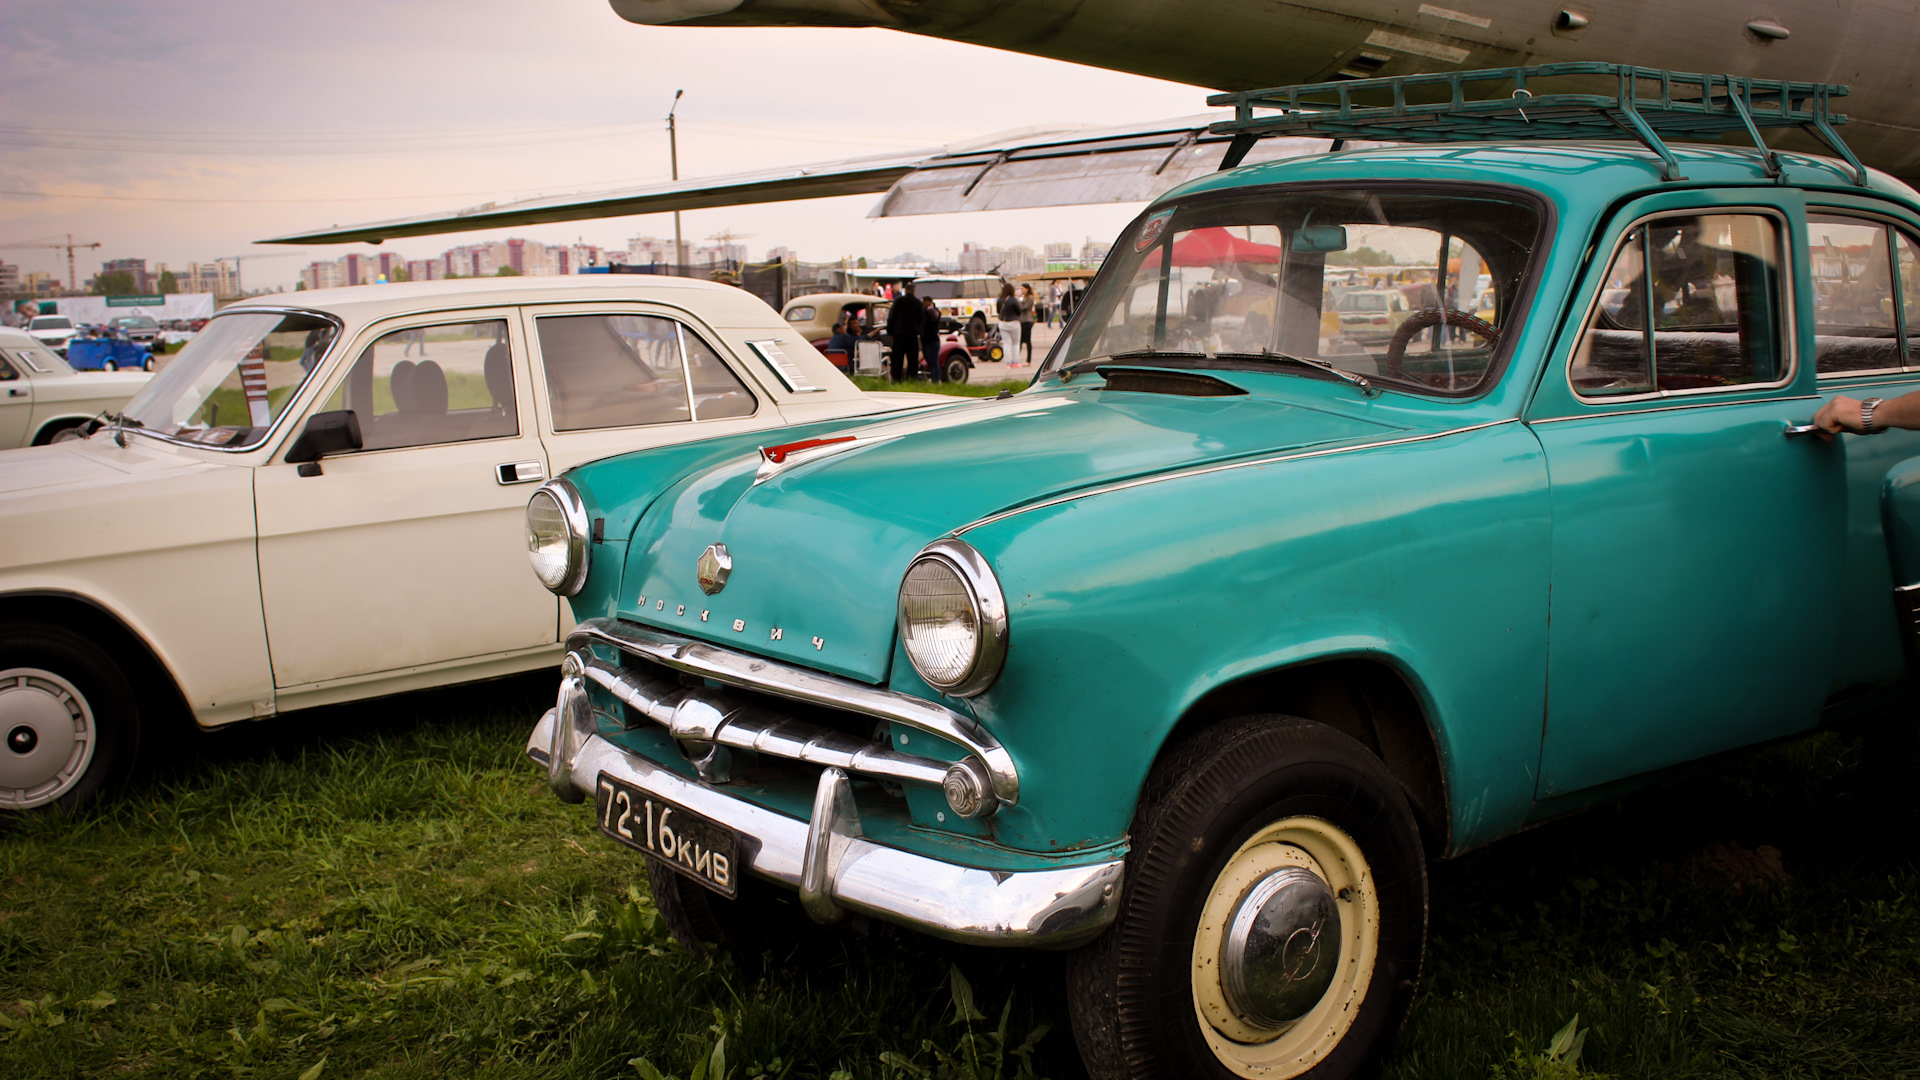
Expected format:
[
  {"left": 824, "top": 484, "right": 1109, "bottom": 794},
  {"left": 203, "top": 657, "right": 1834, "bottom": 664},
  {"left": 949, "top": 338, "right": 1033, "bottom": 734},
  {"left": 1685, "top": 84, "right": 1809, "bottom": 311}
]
[{"left": 1206, "top": 62, "right": 1866, "bottom": 186}]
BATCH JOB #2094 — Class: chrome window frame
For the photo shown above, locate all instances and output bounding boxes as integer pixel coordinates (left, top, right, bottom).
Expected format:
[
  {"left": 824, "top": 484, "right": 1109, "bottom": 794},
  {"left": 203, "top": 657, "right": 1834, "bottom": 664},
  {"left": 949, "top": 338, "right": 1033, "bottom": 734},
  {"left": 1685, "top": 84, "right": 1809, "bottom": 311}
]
[
  {"left": 1566, "top": 206, "right": 1797, "bottom": 406},
  {"left": 1806, "top": 205, "right": 1920, "bottom": 381},
  {"left": 120, "top": 306, "right": 345, "bottom": 455}
]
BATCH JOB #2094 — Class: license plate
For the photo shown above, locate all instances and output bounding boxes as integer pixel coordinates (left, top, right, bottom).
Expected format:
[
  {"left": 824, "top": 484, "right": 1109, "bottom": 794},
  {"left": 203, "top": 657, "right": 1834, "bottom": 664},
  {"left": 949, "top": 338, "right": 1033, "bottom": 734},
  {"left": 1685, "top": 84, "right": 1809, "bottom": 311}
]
[{"left": 595, "top": 773, "right": 741, "bottom": 898}]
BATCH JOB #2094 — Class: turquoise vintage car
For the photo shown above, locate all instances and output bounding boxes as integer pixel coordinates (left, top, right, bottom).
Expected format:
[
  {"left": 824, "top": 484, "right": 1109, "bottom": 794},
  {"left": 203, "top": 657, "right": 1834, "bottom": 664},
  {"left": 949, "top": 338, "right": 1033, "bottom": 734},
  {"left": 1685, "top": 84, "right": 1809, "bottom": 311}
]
[{"left": 527, "top": 67, "right": 1920, "bottom": 1079}]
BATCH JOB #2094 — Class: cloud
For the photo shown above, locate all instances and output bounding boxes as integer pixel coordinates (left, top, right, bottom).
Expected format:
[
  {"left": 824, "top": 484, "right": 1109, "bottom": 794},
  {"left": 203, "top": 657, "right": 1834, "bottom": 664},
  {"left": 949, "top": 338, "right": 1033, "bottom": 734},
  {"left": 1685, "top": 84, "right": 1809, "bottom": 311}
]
[{"left": 2, "top": 1, "right": 1210, "bottom": 287}]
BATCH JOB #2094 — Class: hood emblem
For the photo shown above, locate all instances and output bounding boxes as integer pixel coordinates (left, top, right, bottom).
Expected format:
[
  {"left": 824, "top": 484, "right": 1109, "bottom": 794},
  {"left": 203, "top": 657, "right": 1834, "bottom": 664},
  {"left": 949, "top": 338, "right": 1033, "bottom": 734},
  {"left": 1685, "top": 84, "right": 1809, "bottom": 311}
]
[{"left": 696, "top": 543, "right": 732, "bottom": 595}]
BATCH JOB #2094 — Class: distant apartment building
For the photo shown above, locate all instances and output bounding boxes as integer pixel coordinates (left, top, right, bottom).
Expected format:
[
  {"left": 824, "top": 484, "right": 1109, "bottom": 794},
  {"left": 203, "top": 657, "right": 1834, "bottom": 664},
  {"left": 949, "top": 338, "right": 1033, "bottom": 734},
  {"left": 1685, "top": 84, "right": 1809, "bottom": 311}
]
[
  {"left": 1043, "top": 242, "right": 1073, "bottom": 261},
  {"left": 171, "top": 261, "right": 242, "bottom": 297},
  {"left": 0, "top": 261, "right": 18, "bottom": 293},
  {"left": 1080, "top": 238, "right": 1111, "bottom": 266},
  {"left": 1003, "top": 245, "right": 1042, "bottom": 276},
  {"left": 299, "top": 259, "right": 347, "bottom": 291},
  {"left": 23, "top": 271, "right": 55, "bottom": 296},
  {"left": 99, "top": 257, "right": 153, "bottom": 293}
]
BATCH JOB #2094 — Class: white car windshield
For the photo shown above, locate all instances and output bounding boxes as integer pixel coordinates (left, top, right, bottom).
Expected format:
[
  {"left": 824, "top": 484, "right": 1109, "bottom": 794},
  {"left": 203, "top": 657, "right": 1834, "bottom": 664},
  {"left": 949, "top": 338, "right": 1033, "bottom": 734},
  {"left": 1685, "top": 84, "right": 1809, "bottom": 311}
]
[
  {"left": 1043, "top": 186, "right": 1544, "bottom": 394},
  {"left": 118, "top": 310, "right": 337, "bottom": 448},
  {"left": 30, "top": 317, "right": 72, "bottom": 330}
]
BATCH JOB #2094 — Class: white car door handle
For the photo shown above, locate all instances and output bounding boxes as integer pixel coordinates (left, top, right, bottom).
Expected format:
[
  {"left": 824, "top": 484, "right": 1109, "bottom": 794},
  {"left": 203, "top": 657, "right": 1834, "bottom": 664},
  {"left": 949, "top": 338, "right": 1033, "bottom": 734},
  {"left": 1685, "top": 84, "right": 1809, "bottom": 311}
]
[
  {"left": 5, "top": 388, "right": 24, "bottom": 398},
  {"left": 496, "top": 461, "right": 545, "bottom": 484}
]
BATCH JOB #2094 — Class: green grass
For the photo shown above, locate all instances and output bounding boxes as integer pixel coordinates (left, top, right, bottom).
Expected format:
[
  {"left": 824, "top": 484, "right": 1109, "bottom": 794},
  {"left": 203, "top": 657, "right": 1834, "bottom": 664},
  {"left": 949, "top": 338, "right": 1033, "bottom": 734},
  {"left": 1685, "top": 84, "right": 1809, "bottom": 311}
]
[
  {"left": 852, "top": 377, "right": 1031, "bottom": 398},
  {"left": 2, "top": 679, "right": 1915, "bottom": 1078}
]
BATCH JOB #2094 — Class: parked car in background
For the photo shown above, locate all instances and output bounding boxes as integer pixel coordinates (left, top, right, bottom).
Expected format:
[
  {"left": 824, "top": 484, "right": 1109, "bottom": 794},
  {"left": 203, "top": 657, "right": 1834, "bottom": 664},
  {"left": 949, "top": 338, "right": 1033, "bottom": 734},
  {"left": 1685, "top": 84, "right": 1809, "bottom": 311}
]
[
  {"left": 0, "top": 328, "right": 152, "bottom": 446},
  {"left": 0, "top": 275, "right": 948, "bottom": 812},
  {"left": 26, "top": 315, "right": 79, "bottom": 357},
  {"left": 527, "top": 67, "right": 1920, "bottom": 1080},
  {"left": 782, "top": 291, "right": 977, "bottom": 381},
  {"left": 65, "top": 331, "right": 154, "bottom": 372},
  {"left": 110, "top": 315, "right": 162, "bottom": 344}
]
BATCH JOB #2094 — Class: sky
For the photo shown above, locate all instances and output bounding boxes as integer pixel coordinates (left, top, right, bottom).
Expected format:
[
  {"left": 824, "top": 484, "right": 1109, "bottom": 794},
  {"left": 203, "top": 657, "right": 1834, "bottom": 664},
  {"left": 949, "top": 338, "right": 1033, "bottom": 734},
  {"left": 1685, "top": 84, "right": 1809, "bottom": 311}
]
[{"left": 0, "top": 0, "right": 1214, "bottom": 292}]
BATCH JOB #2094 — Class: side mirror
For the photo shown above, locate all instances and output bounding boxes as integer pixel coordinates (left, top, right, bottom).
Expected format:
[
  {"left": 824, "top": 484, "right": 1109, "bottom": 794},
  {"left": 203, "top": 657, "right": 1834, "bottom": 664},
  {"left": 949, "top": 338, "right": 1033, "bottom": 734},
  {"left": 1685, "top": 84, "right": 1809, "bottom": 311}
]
[
  {"left": 284, "top": 409, "right": 362, "bottom": 465},
  {"left": 1292, "top": 225, "right": 1349, "bottom": 253}
]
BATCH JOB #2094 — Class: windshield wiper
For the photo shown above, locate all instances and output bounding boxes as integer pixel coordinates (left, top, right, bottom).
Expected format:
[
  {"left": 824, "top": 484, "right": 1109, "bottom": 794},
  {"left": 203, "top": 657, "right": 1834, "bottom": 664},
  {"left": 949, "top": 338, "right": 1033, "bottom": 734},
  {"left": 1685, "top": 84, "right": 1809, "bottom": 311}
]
[{"left": 1213, "top": 350, "right": 1379, "bottom": 398}]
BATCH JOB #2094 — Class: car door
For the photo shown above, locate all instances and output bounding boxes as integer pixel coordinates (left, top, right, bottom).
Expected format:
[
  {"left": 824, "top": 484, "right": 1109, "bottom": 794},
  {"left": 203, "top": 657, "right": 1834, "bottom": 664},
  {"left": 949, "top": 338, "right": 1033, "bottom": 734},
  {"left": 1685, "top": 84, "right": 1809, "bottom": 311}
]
[
  {"left": 1528, "top": 196, "right": 1847, "bottom": 797},
  {"left": 0, "top": 353, "right": 30, "bottom": 446},
  {"left": 522, "top": 304, "right": 779, "bottom": 475},
  {"left": 253, "top": 310, "right": 558, "bottom": 691}
]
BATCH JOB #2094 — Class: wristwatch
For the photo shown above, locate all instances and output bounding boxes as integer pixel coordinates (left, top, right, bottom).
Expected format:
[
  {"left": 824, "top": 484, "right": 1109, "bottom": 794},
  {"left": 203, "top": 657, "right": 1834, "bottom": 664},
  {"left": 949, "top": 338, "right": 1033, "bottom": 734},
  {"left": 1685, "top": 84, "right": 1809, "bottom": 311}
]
[{"left": 1861, "top": 396, "right": 1887, "bottom": 434}]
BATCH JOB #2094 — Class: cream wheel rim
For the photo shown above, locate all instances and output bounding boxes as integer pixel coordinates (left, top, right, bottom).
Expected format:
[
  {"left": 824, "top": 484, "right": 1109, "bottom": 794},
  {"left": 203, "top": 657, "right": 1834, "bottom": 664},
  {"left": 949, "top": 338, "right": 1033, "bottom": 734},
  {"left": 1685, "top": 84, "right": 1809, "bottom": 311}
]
[{"left": 1190, "top": 816, "right": 1379, "bottom": 1078}]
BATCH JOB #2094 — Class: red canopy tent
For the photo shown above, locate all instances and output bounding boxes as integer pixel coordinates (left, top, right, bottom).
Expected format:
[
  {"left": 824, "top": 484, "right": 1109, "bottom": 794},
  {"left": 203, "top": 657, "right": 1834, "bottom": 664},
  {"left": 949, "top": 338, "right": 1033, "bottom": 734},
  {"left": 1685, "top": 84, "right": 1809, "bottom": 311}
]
[{"left": 1168, "top": 227, "right": 1283, "bottom": 266}]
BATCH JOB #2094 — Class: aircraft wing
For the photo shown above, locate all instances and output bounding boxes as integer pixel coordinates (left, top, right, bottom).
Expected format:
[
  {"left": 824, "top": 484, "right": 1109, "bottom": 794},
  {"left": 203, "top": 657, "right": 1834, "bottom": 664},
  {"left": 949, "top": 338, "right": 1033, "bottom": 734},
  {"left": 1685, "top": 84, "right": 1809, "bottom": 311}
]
[{"left": 256, "top": 116, "right": 1329, "bottom": 245}]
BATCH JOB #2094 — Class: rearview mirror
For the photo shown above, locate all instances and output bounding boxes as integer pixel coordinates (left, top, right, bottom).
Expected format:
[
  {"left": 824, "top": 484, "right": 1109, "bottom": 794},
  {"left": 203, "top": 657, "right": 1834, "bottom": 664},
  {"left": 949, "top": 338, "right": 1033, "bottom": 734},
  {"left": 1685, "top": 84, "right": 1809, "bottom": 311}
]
[
  {"left": 1292, "top": 225, "right": 1349, "bottom": 253},
  {"left": 284, "top": 410, "right": 362, "bottom": 465}
]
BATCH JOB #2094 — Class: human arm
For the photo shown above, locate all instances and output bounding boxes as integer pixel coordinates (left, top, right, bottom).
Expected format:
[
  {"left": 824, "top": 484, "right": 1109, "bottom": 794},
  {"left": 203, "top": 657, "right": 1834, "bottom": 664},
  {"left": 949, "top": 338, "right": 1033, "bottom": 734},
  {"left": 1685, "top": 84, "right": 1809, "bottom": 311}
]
[{"left": 1814, "top": 392, "right": 1920, "bottom": 436}]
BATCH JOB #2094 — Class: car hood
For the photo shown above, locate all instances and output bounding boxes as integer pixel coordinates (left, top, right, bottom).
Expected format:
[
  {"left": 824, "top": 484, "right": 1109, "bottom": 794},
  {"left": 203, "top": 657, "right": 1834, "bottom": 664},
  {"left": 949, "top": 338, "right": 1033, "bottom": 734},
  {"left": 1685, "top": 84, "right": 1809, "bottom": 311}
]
[
  {"left": 30, "top": 369, "right": 152, "bottom": 405},
  {"left": 0, "top": 435, "right": 215, "bottom": 497},
  {"left": 613, "top": 383, "right": 1402, "bottom": 683}
]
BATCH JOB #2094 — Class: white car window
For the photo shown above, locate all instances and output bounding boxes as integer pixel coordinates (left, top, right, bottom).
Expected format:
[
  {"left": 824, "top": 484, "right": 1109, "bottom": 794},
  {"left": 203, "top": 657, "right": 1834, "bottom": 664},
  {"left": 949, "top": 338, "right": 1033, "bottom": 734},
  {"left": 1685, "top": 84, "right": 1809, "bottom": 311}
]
[
  {"left": 322, "top": 320, "right": 518, "bottom": 451},
  {"left": 537, "top": 314, "right": 689, "bottom": 431}
]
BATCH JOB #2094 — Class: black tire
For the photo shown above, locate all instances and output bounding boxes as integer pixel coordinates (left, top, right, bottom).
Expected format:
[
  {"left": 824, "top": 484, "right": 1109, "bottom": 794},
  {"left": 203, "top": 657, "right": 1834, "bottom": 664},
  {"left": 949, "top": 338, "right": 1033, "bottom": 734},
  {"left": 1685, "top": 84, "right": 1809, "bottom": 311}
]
[
  {"left": 647, "top": 858, "right": 824, "bottom": 975},
  {"left": 102, "top": 360, "right": 118, "bottom": 372},
  {"left": 944, "top": 356, "right": 970, "bottom": 384},
  {"left": 1067, "top": 715, "right": 1427, "bottom": 1080},
  {"left": 0, "top": 622, "right": 141, "bottom": 812}
]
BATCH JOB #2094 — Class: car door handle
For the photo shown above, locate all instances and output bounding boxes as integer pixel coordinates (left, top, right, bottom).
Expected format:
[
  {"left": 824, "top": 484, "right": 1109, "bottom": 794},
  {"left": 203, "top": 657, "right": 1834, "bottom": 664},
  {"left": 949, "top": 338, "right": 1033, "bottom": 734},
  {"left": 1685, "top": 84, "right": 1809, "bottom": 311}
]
[
  {"left": 496, "top": 461, "right": 545, "bottom": 484},
  {"left": 1783, "top": 422, "right": 1821, "bottom": 438},
  {"left": 6, "top": 388, "right": 24, "bottom": 397}
]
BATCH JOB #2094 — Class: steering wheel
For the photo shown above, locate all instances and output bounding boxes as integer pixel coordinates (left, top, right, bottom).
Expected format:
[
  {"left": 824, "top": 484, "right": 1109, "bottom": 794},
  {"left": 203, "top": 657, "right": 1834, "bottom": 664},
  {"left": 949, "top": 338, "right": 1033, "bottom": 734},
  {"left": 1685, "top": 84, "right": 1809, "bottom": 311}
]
[{"left": 1382, "top": 308, "right": 1501, "bottom": 383}]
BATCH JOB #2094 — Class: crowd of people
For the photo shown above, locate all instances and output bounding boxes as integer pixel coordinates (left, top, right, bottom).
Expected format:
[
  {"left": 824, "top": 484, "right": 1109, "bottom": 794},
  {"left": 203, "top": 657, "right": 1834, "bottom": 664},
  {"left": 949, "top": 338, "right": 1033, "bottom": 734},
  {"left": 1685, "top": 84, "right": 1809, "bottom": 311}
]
[{"left": 826, "top": 278, "right": 1084, "bottom": 382}]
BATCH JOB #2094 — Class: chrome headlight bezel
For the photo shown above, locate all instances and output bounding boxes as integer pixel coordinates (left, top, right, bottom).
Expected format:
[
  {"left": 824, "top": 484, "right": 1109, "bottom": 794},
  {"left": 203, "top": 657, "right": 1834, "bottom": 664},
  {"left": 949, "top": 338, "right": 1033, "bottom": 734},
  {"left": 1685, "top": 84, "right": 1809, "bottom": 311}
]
[
  {"left": 527, "top": 478, "right": 591, "bottom": 597},
  {"left": 897, "top": 538, "right": 1009, "bottom": 698}
]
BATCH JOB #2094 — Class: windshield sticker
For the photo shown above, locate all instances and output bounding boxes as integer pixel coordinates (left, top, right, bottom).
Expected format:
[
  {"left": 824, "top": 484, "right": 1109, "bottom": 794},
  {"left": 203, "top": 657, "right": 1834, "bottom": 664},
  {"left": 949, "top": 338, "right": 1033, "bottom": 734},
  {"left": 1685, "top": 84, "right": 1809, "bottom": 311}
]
[
  {"left": 1134, "top": 208, "right": 1175, "bottom": 252},
  {"left": 747, "top": 339, "right": 823, "bottom": 393}
]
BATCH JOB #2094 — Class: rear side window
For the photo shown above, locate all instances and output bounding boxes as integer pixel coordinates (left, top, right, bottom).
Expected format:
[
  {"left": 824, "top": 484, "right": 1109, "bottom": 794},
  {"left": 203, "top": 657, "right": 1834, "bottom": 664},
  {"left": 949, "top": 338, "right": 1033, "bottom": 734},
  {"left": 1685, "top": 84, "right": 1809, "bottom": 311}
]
[
  {"left": 785, "top": 306, "right": 815, "bottom": 323},
  {"left": 1571, "top": 213, "right": 1786, "bottom": 397},
  {"left": 1808, "top": 214, "right": 1919, "bottom": 376},
  {"left": 537, "top": 314, "right": 756, "bottom": 431}
]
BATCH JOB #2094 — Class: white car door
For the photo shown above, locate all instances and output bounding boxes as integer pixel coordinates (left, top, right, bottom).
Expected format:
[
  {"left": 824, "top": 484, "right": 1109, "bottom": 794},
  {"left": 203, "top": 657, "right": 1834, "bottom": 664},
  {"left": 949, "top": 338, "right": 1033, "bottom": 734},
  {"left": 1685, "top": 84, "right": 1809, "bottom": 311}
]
[
  {"left": 523, "top": 304, "right": 781, "bottom": 475},
  {"left": 0, "top": 353, "right": 30, "bottom": 446},
  {"left": 253, "top": 311, "right": 558, "bottom": 693}
]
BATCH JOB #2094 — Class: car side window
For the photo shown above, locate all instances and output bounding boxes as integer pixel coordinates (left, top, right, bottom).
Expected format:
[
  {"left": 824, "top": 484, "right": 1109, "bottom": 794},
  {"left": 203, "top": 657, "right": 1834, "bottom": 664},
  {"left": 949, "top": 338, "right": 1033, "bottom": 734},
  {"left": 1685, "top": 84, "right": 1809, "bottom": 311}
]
[
  {"left": 0, "top": 354, "right": 18, "bottom": 381},
  {"left": 1900, "top": 231, "right": 1920, "bottom": 360},
  {"left": 681, "top": 330, "right": 758, "bottom": 419},
  {"left": 1572, "top": 213, "right": 1786, "bottom": 397},
  {"left": 785, "top": 306, "right": 815, "bottom": 323},
  {"left": 322, "top": 320, "right": 518, "bottom": 451},
  {"left": 1809, "top": 215, "right": 1905, "bottom": 375},
  {"left": 537, "top": 314, "right": 691, "bottom": 431}
]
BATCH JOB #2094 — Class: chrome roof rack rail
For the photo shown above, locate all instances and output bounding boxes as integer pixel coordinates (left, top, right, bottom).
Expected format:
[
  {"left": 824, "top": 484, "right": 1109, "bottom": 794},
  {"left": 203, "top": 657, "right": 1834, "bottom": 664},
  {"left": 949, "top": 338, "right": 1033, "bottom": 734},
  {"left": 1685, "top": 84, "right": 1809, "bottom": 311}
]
[{"left": 1207, "top": 62, "right": 1866, "bottom": 185}]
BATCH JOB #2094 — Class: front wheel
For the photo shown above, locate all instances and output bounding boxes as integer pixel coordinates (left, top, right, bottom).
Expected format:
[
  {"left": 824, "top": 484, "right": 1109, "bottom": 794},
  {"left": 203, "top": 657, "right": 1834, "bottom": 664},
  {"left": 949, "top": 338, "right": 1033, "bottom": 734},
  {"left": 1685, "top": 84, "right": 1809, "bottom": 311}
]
[
  {"left": 102, "top": 360, "right": 118, "bottom": 372},
  {"left": 0, "top": 623, "right": 141, "bottom": 811},
  {"left": 1068, "top": 716, "right": 1427, "bottom": 1080},
  {"left": 944, "top": 355, "right": 970, "bottom": 384}
]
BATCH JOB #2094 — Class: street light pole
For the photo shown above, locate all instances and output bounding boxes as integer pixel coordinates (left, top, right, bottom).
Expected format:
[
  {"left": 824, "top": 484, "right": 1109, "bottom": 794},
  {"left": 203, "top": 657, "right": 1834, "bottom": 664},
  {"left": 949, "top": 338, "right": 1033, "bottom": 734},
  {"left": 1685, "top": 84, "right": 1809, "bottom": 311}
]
[{"left": 668, "top": 89, "right": 685, "bottom": 271}]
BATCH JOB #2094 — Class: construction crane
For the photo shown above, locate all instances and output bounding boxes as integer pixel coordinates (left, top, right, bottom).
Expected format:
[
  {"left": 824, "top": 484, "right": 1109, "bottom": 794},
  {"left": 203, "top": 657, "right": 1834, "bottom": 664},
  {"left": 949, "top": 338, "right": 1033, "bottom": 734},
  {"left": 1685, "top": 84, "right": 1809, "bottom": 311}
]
[{"left": 0, "top": 234, "right": 102, "bottom": 292}]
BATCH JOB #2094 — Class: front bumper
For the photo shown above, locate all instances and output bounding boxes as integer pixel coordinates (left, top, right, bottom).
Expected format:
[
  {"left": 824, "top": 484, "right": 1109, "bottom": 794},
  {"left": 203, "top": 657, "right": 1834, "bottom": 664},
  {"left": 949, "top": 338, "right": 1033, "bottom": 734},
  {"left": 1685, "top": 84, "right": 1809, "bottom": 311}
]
[{"left": 530, "top": 624, "right": 1125, "bottom": 948}]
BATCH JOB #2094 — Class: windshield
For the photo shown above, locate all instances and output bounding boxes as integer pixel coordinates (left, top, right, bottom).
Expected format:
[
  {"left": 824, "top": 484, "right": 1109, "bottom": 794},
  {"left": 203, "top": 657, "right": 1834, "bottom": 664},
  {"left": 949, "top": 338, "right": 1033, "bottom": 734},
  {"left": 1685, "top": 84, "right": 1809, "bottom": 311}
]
[
  {"left": 31, "top": 316, "right": 72, "bottom": 330},
  {"left": 119, "top": 310, "right": 337, "bottom": 448},
  {"left": 1042, "top": 187, "right": 1544, "bottom": 394}
]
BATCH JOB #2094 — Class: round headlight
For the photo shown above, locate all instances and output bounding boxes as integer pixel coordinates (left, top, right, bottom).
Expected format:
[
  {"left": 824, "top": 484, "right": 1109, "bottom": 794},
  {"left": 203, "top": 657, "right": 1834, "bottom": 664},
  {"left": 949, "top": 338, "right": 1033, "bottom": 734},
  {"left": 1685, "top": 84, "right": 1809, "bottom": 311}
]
[
  {"left": 898, "top": 539, "right": 1008, "bottom": 697},
  {"left": 526, "top": 480, "right": 589, "bottom": 596}
]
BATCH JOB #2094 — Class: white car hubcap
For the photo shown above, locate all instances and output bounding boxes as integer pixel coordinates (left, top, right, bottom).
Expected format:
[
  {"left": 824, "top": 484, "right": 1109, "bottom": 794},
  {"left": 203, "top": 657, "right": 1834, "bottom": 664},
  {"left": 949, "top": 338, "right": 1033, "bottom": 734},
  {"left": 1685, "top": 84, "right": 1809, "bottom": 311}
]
[
  {"left": 0, "top": 668, "right": 96, "bottom": 810},
  {"left": 1190, "top": 816, "right": 1380, "bottom": 1078}
]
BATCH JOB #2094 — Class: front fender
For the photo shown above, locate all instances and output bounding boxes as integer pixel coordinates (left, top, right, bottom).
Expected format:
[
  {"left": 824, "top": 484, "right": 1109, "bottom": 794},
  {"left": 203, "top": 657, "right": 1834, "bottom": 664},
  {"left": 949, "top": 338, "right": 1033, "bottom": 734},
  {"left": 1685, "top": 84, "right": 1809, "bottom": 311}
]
[{"left": 956, "top": 420, "right": 1551, "bottom": 856}]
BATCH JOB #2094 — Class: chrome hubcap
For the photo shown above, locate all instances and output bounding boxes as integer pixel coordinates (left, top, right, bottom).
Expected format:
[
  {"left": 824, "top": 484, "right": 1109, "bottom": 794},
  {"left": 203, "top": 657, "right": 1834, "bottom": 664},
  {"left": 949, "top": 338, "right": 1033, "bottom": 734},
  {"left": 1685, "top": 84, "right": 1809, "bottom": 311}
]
[
  {"left": 0, "top": 668, "right": 95, "bottom": 810},
  {"left": 1222, "top": 866, "right": 1341, "bottom": 1026}
]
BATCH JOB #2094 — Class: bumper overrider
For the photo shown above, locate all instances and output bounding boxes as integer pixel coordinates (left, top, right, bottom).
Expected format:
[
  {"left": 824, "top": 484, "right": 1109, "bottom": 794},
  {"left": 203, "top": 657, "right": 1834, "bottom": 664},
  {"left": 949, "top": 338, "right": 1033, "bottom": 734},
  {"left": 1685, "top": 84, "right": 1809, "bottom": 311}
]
[{"left": 529, "top": 617, "right": 1123, "bottom": 947}]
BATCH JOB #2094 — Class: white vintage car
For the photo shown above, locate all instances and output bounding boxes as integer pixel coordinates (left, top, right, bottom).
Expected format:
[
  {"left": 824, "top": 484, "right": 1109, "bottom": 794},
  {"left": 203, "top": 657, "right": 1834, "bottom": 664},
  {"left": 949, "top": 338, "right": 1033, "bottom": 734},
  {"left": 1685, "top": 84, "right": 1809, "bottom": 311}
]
[
  {"left": 0, "top": 327, "right": 153, "bottom": 447},
  {"left": 0, "top": 276, "right": 945, "bottom": 810}
]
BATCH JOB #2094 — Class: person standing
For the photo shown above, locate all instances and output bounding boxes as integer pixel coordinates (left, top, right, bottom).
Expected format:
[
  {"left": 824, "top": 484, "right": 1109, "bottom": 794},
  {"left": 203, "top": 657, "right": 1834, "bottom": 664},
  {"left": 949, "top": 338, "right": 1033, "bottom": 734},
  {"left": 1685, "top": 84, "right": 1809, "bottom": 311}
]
[
  {"left": 885, "top": 281, "right": 923, "bottom": 382},
  {"left": 996, "top": 282, "right": 1022, "bottom": 368},
  {"left": 1017, "top": 284, "right": 1037, "bottom": 365},
  {"left": 921, "top": 296, "right": 945, "bottom": 383},
  {"left": 1047, "top": 280, "right": 1064, "bottom": 328}
]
